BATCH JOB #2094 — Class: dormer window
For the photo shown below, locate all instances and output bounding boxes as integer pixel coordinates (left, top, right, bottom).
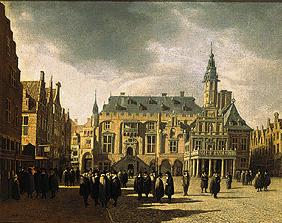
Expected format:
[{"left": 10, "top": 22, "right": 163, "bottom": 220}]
[
  {"left": 147, "top": 122, "right": 155, "bottom": 130},
  {"left": 104, "top": 121, "right": 110, "bottom": 130}
]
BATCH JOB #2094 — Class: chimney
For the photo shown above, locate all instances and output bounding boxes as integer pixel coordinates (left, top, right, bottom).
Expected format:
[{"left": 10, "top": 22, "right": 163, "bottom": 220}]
[
  {"left": 162, "top": 93, "right": 167, "bottom": 97},
  {"left": 0, "top": 3, "right": 5, "bottom": 16},
  {"left": 40, "top": 71, "right": 45, "bottom": 81},
  {"left": 120, "top": 92, "right": 125, "bottom": 96},
  {"left": 180, "top": 91, "right": 184, "bottom": 97}
]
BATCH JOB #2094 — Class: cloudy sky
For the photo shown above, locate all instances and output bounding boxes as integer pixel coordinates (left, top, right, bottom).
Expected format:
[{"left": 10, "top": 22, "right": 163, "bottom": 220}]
[{"left": 3, "top": 2, "right": 282, "bottom": 127}]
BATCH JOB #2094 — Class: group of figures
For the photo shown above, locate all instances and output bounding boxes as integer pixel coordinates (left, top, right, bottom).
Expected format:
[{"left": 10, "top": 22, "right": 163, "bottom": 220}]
[
  {"left": 79, "top": 170, "right": 122, "bottom": 208},
  {"left": 235, "top": 169, "right": 271, "bottom": 192},
  {"left": 198, "top": 172, "right": 222, "bottom": 198},
  {"left": 133, "top": 171, "right": 174, "bottom": 203},
  {"left": 253, "top": 171, "right": 271, "bottom": 192},
  {"left": 235, "top": 170, "right": 254, "bottom": 185},
  {"left": 11, "top": 167, "right": 59, "bottom": 200},
  {"left": 62, "top": 167, "right": 80, "bottom": 186}
]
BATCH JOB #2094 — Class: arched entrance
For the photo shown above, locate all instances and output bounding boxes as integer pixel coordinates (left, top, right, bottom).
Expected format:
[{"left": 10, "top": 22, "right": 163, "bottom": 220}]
[
  {"left": 127, "top": 147, "right": 133, "bottom": 156},
  {"left": 160, "top": 160, "right": 171, "bottom": 174},
  {"left": 82, "top": 152, "right": 92, "bottom": 172},
  {"left": 173, "top": 160, "right": 183, "bottom": 176}
]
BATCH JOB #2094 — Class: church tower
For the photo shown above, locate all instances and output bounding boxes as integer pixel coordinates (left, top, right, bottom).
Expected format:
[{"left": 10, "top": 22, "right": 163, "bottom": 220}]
[{"left": 203, "top": 43, "right": 220, "bottom": 108}]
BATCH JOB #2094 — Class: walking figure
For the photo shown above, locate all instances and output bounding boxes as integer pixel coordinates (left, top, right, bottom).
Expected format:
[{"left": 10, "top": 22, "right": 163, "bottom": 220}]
[
  {"left": 200, "top": 172, "right": 208, "bottom": 193},
  {"left": 164, "top": 171, "right": 174, "bottom": 203},
  {"left": 182, "top": 171, "right": 190, "bottom": 196}
]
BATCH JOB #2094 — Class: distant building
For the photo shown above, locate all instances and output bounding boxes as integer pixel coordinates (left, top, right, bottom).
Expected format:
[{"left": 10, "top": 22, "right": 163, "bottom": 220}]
[
  {"left": 75, "top": 47, "right": 251, "bottom": 177},
  {"left": 21, "top": 72, "right": 71, "bottom": 169},
  {"left": 0, "top": 3, "right": 33, "bottom": 199},
  {"left": 250, "top": 113, "right": 282, "bottom": 176}
]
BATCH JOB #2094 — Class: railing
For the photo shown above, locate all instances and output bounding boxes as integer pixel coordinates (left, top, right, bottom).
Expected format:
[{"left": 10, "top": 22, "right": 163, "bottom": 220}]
[
  {"left": 191, "top": 149, "right": 236, "bottom": 157},
  {"left": 123, "top": 127, "right": 138, "bottom": 133}
]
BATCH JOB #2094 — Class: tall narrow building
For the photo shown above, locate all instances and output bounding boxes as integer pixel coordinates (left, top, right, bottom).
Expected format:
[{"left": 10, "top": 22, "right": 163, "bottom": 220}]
[{"left": 0, "top": 3, "right": 33, "bottom": 199}]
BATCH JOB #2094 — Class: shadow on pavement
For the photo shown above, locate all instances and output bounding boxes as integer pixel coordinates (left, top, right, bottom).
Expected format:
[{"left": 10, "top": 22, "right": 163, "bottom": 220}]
[{"left": 109, "top": 189, "right": 220, "bottom": 223}]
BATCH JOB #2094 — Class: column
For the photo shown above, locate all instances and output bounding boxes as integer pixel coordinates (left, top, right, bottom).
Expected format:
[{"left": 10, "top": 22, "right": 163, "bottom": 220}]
[
  {"left": 208, "top": 159, "right": 212, "bottom": 177},
  {"left": 232, "top": 159, "right": 236, "bottom": 177},
  {"left": 191, "top": 159, "right": 195, "bottom": 177},
  {"left": 195, "top": 159, "right": 199, "bottom": 177},
  {"left": 221, "top": 159, "right": 225, "bottom": 178}
]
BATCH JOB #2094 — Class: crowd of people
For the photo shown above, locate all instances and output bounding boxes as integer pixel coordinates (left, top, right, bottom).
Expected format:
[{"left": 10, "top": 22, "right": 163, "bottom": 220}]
[
  {"left": 9, "top": 166, "right": 272, "bottom": 207},
  {"left": 79, "top": 170, "right": 122, "bottom": 208},
  {"left": 11, "top": 167, "right": 59, "bottom": 200}
]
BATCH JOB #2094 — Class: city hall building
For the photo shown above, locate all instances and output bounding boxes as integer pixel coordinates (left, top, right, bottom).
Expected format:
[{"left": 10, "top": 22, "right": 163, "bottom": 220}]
[{"left": 79, "top": 48, "right": 252, "bottom": 177}]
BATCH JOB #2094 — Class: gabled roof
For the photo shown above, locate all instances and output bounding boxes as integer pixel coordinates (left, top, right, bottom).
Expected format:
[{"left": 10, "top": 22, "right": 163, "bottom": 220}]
[
  {"left": 222, "top": 102, "right": 252, "bottom": 131},
  {"left": 102, "top": 95, "right": 203, "bottom": 115},
  {"left": 22, "top": 81, "right": 40, "bottom": 100}
]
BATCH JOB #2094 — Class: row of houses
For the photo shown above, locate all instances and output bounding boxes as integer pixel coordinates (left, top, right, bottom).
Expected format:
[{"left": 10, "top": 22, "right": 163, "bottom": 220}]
[{"left": 0, "top": 3, "right": 72, "bottom": 199}]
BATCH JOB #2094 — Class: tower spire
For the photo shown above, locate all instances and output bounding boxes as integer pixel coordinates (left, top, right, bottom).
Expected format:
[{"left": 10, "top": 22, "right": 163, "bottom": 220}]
[
  {"left": 211, "top": 42, "right": 213, "bottom": 55},
  {"left": 92, "top": 89, "right": 98, "bottom": 115}
]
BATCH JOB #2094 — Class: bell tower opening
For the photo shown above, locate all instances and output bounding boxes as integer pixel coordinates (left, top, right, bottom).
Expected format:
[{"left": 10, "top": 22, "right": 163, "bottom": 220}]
[{"left": 127, "top": 147, "right": 133, "bottom": 156}]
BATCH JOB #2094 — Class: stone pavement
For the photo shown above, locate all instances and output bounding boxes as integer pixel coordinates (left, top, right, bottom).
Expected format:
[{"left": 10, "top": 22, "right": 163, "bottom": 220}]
[
  {"left": 0, "top": 185, "right": 110, "bottom": 223},
  {"left": 108, "top": 177, "right": 282, "bottom": 223}
]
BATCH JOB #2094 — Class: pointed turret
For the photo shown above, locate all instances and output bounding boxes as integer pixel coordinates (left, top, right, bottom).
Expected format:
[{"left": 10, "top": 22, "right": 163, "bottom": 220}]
[
  {"left": 92, "top": 90, "right": 99, "bottom": 115},
  {"left": 54, "top": 82, "right": 61, "bottom": 104},
  {"left": 203, "top": 42, "right": 220, "bottom": 108}
]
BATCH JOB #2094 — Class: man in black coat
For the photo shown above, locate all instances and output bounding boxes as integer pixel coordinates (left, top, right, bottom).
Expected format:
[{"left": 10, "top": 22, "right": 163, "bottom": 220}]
[
  {"left": 111, "top": 171, "right": 121, "bottom": 207},
  {"left": 26, "top": 167, "right": 35, "bottom": 199},
  {"left": 91, "top": 171, "right": 100, "bottom": 206},
  {"left": 165, "top": 171, "right": 174, "bottom": 203},
  {"left": 122, "top": 170, "right": 128, "bottom": 188},
  {"left": 40, "top": 168, "right": 49, "bottom": 199},
  {"left": 49, "top": 169, "right": 59, "bottom": 199},
  {"left": 200, "top": 172, "right": 209, "bottom": 193},
  {"left": 75, "top": 167, "right": 80, "bottom": 184},
  {"left": 99, "top": 173, "right": 111, "bottom": 208},
  {"left": 79, "top": 173, "right": 91, "bottom": 208},
  {"left": 155, "top": 173, "right": 164, "bottom": 202},
  {"left": 210, "top": 172, "right": 221, "bottom": 198},
  {"left": 226, "top": 172, "right": 232, "bottom": 189},
  {"left": 182, "top": 171, "right": 190, "bottom": 196},
  {"left": 134, "top": 172, "right": 144, "bottom": 200},
  {"left": 11, "top": 174, "right": 20, "bottom": 200},
  {"left": 143, "top": 172, "right": 151, "bottom": 198},
  {"left": 70, "top": 168, "right": 75, "bottom": 186},
  {"left": 34, "top": 168, "right": 41, "bottom": 198}
]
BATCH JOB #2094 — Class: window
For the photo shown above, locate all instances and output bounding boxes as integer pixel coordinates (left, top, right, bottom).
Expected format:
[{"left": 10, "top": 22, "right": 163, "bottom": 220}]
[
  {"left": 147, "top": 135, "right": 156, "bottom": 153},
  {"left": 198, "top": 122, "right": 203, "bottom": 133},
  {"left": 73, "top": 151, "right": 78, "bottom": 156},
  {"left": 6, "top": 99, "right": 11, "bottom": 123},
  {"left": 10, "top": 67, "right": 16, "bottom": 88},
  {"left": 241, "top": 138, "right": 247, "bottom": 150},
  {"left": 22, "top": 116, "right": 29, "bottom": 136},
  {"left": 170, "top": 140, "right": 178, "bottom": 153},
  {"left": 241, "top": 158, "right": 247, "bottom": 167},
  {"left": 103, "top": 135, "right": 113, "bottom": 153},
  {"left": 231, "top": 138, "right": 238, "bottom": 150},
  {"left": 147, "top": 122, "right": 155, "bottom": 131},
  {"left": 104, "top": 121, "right": 110, "bottom": 130},
  {"left": 218, "top": 140, "right": 225, "bottom": 150},
  {"left": 86, "top": 139, "right": 91, "bottom": 144},
  {"left": 195, "top": 140, "right": 202, "bottom": 150}
]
